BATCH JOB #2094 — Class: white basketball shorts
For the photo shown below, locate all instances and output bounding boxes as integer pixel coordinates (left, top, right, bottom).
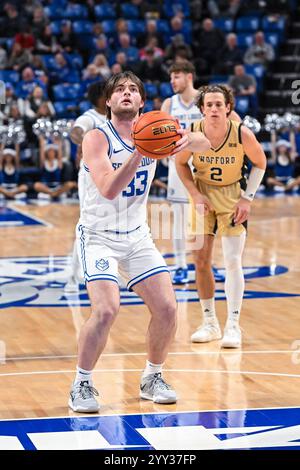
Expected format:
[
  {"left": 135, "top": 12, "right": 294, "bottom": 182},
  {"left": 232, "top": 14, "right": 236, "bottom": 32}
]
[{"left": 76, "top": 223, "right": 170, "bottom": 291}]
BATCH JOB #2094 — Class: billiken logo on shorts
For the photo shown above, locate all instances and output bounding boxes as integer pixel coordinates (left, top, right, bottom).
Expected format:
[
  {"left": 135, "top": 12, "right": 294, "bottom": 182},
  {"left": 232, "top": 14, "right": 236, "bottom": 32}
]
[
  {"left": 95, "top": 259, "right": 109, "bottom": 271},
  {"left": 152, "top": 124, "right": 177, "bottom": 136}
]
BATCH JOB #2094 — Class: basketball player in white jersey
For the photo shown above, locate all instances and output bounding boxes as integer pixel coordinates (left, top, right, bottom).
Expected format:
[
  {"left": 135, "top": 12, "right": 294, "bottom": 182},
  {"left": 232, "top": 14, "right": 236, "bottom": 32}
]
[
  {"left": 65, "top": 82, "right": 106, "bottom": 291},
  {"left": 161, "top": 61, "right": 202, "bottom": 284},
  {"left": 68, "top": 72, "right": 210, "bottom": 412},
  {"left": 162, "top": 62, "right": 241, "bottom": 285}
]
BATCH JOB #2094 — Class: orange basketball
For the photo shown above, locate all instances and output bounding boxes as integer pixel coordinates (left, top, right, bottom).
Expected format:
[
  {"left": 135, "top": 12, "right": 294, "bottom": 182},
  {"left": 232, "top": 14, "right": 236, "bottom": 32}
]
[{"left": 131, "top": 111, "right": 181, "bottom": 159}]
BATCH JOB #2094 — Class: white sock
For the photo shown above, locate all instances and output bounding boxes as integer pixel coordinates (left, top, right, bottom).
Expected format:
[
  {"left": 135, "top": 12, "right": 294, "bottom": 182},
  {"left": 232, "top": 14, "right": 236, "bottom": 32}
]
[
  {"left": 222, "top": 232, "right": 246, "bottom": 326},
  {"left": 200, "top": 298, "right": 218, "bottom": 324},
  {"left": 142, "top": 360, "right": 163, "bottom": 378},
  {"left": 75, "top": 366, "right": 93, "bottom": 384},
  {"left": 172, "top": 203, "right": 188, "bottom": 268}
]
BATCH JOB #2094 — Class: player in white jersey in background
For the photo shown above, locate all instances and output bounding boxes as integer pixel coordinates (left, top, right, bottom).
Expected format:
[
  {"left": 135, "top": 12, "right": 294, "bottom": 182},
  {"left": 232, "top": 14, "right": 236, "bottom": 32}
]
[
  {"left": 161, "top": 61, "right": 203, "bottom": 284},
  {"left": 161, "top": 61, "right": 241, "bottom": 285},
  {"left": 65, "top": 82, "right": 106, "bottom": 291},
  {"left": 68, "top": 72, "right": 211, "bottom": 412}
]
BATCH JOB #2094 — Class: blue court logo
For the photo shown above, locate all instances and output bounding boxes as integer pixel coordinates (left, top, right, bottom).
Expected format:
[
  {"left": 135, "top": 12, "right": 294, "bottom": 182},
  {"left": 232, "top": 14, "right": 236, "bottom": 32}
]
[
  {"left": 0, "top": 408, "right": 300, "bottom": 449},
  {"left": 95, "top": 258, "right": 109, "bottom": 271},
  {"left": 0, "top": 256, "right": 297, "bottom": 308}
]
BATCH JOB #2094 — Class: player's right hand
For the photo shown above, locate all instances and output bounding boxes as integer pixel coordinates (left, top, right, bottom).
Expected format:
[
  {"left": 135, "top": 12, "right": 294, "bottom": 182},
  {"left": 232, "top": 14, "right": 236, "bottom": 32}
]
[{"left": 192, "top": 193, "right": 213, "bottom": 216}]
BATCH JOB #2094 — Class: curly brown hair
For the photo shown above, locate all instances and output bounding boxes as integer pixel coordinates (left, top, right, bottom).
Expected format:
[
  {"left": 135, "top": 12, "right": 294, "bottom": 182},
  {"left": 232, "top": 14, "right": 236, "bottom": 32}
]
[{"left": 196, "top": 84, "right": 235, "bottom": 116}]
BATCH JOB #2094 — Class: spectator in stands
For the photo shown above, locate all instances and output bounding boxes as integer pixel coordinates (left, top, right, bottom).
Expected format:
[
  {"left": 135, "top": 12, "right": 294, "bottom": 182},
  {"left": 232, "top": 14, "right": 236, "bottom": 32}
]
[
  {"left": 0, "top": 84, "right": 16, "bottom": 124},
  {"left": 92, "top": 34, "right": 113, "bottom": 62},
  {"left": 31, "top": 54, "right": 47, "bottom": 78},
  {"left": 139, "top": 37, "right": 164, "bottom": 61},
  {"left": 23, "top": 0, "right": 43, "bottom": 20},
  {"left": 57, "top": 20, "right": 76, "bottom": 54},
  {"left": 228, "top": 64, "right": 258, "bottom": 116},
  {"left": 81, "top": 64, "right": 104, "bottom": 93},
  {"left": 207, "top": 0, "right": 241, "bottom": 18},
  {"left": 0, "top": 146, "right": 28, "bottom": 199},
  {"left": 113, "top": 18, "right": 129, "bottom": 47},
  {"left": 7, "top": 42, "right": 32, "bottom": 71},
  {"left": 170, "top": 15, "right": 191, "bottom": 44},
  {"left": 20, "top": 86, "right": 55, "bottom": 122},
  {"left": 153, "top": 96, "right": 163, "bottom": 110},
  {"left": 92, "top": 54, "right": 111, "bottom": 80},
  {"left": 214, "top": 33, "right": 244, "bottom": 75},
  {"left": 164, "top": 34, "right": 193, "bottom": 66},
  {"left": 137, "top": 19, "right": 165, "bottom": 49},
  {"left": 111, "top": 62, "right": 122, "bottom": 74},
  {"left": 16, "top": 67, "right": 45, "bottom": 99},
  {"left": 34, "top": 136, "right": 76, "bottom": 200},
  {"left": 114, "top": 51, "right": 131, "bottom": 72},
  {"left": 244, "top": 31, "right": 275, "bottom": 67},
  {"left": 36, "top": 24, "right": 59, "bottom": 54},
  {"left": 3, "top": 2, "right": 22, "bottom": 37},
  {"left": 31, "top": 6, "right": 48, "bottom": 39},
  {"left": 14, "top": 23, "right": 36, "bottom": 51},
  {"left": 0, "top": 45, "right": 7, "bottom": 69},
  {"left": 117, "top": 33, "right": 139, "bottom": 65},
  {"left": 50, "top": 53, "right": 73, "bottom": 84},
  {"left": 265, "top": 130, "right": 299, "bottom": 191},
  {"left": 138, "top": 47, "right": 168, "bottom": 83},
  {"left": 194, "top": 18, "right": 225, "bottom": 75}
]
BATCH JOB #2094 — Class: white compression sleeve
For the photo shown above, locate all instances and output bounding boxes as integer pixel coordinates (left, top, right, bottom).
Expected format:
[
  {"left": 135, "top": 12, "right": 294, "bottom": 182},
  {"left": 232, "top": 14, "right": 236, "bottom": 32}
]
[
  {"left": 222, "top": 232, "right": 246, "bottom": 323},
  {"left": 243, "top": 166, "right": 265, "bottom": 201}
]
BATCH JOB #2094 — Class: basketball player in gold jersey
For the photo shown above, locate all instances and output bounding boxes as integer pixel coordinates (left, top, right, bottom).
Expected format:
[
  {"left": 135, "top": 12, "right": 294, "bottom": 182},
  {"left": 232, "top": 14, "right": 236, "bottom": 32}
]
[
  {"left": 174, "top": 84, "right": 266, "bottom": 348},
  {"left": 161, "top": 61, "right": 241, "bottom": 285}
]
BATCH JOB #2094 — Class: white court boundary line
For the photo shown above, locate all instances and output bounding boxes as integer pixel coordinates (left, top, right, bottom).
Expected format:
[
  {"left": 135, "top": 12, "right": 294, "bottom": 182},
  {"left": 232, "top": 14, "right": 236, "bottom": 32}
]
[
  {"left": 1, "top": 367, "right": 300, "bottom": 379},
  {"left": 3, "top": 349, "right": 297, "bottom": 362}
]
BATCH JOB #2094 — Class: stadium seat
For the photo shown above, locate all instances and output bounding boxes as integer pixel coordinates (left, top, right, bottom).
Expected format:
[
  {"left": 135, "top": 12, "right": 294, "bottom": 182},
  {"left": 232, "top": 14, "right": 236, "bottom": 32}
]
[
  {"left": 262, "top": 15, "right": 286, "bottom": 32},
  {"left": 163, "top": 0, "right": 190, "bottom": 18},
  {"left": 143, "top": 100, "right": 154, "bottom": 113},
  {"left": 159, "top": 82, "right": 173, "bottom": 99},
  {"left": 236, "top": 16, "right": 260, "bottom": 32},
  {"left": 102, "top": 20, "right": 116, "bottom": 35},
  {"left": 120, "top": 4, "right": 139, "bottom": 19},
  {"left": 214, "top": 18, "right": 234, "bottom": 32},
  {"left": 127, "top": 20, "right": 145, "bottom": 35},
  {"left": 79, "top": 101, "right": 91, "bottom": 113},
  {"left": 53, "top": 101, "right": 78, "bottom": 119},
  {"left": 237, "top": 33, "right": 254, "bottom": 49},
  {"left": 209, "top": 75, "right": 229, "bottom": 85},
  {"left": 94, "top": 4, "right": 116, "bottom": 20},
  {"left": 0, "top": 70, "right": 19, "bottom": 84},
  {"left": 64, "top": 4, "right": 88, "bottom": 19},
  {"left": 144, "top": 83, "right": 158, "bottom": 99},
  {"left": 72, "top": 21, "right": 93, "bottom": 35},
  {"left": 52, "top": 83, "right": 83, "bottom": 101},
  {"left": 265, "top": 32, "right": 280, "bottom": 48},
  {"left": 156, "top": 20, "right": 170, "bottom": 35},
  {"left": 235, "top": 96, "right": 249, "bottom": 117}
]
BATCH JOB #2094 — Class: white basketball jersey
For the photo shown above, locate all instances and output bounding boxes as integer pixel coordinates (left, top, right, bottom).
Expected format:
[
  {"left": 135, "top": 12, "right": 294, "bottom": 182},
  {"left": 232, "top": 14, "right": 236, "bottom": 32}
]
[
  {"left": 74, "top": 108, "right": 106, "bottom": 132},
  {"left": 169, "top": 94, "right": 202, "bottom": 130},
  {"left": 79, "top": 120, "right": 157, "bottom": 232},
  {"left": 168, "top": 94, "right": 202, "bottom": 203}
]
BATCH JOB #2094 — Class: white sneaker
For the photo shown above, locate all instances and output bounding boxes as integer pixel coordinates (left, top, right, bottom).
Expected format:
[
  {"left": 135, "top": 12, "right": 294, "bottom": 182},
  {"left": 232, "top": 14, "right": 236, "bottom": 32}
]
[
  {"left": 64, "top": 275, "right": 79, "bottom": 293},
  {"left": 140, "top": 372, "right": 177, "bottom": 404},
  {"left": 221, "top": 323, "right": 242, "bottom": 348},
  {"left": 191, "top": 322, "right": 222, "bottom": 343},
  {"left": 69, "top": 380, "right": 100, "bottom": 413}
]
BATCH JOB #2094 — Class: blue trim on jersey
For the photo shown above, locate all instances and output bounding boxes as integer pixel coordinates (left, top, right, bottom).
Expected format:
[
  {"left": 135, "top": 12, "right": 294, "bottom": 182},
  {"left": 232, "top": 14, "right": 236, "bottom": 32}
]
[
  {"left": 86, "top": 276, "right": 119, "bottom": 284},
  {"left": 96, "top": 126, "right": 113, "bottom": 158},
  {"left": 104, "top": 225, "right": 141, "bottom": 234},
  {"left": 107, "top": 121, "right": 134, "bottom": 152},
  {"left": 128, "top": 267, "right": 170, "bottom": 291},
  {"left": 78, "top": 225, "right": 89, "bottom": 279},
  {"left": 83, "top": 164, "right": 90, "bottom": 172},
  {"left": 178, "top": 94, "right": 196, "bottom": 110}
]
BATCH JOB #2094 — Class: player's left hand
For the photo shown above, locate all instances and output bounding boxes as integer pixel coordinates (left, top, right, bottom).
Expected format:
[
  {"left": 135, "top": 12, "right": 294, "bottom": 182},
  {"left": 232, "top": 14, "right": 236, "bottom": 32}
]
[{"left": 234, "top": 198, "right": 251, "bottom": 225}]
